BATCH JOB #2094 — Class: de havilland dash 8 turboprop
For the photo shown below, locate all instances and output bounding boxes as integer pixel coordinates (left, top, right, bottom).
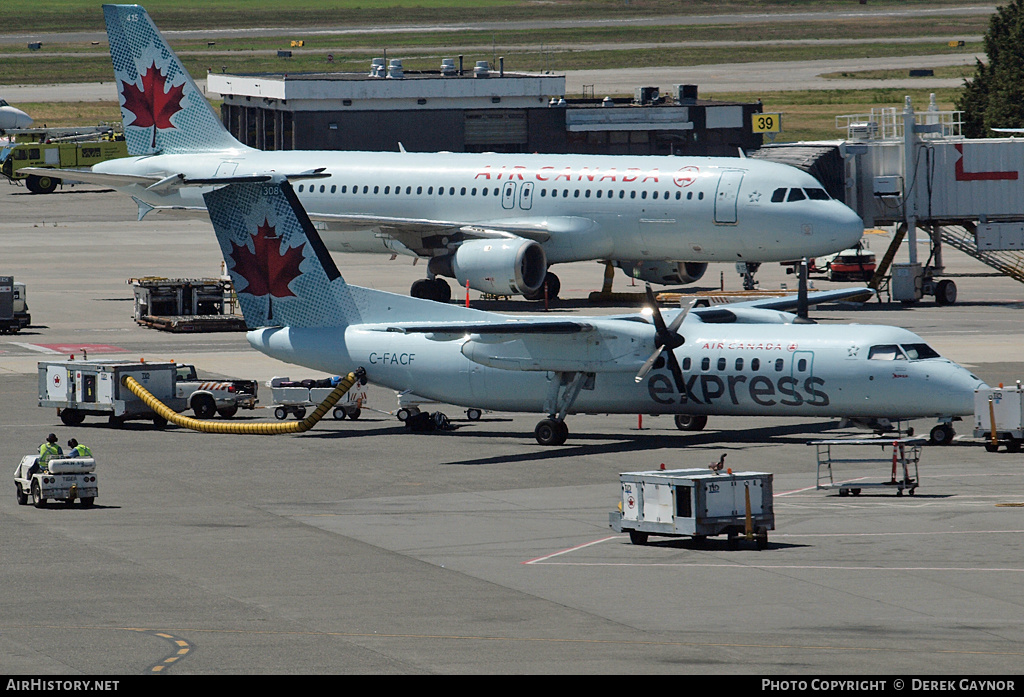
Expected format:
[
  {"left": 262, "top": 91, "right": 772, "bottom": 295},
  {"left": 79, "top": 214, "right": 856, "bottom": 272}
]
[
  {"left": 195, "top": 175, "right": 984, "bottom": 446},
  {"left": 29, "top": 4, "right": 864, "bottom": 302}
]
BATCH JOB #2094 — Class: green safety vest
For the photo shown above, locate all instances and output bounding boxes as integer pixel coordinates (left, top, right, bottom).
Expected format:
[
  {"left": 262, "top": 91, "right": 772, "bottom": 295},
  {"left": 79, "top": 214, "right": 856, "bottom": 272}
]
[
  {"left": 38, "top": 442, "right": 60, "bottom": 468},
  {"left": 72, "top": 444, "right": 92, "bottom": 458}
]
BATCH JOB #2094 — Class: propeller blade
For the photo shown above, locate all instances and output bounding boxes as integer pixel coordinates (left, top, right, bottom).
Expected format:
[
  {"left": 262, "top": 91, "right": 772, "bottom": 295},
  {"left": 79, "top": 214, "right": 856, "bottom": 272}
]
[
  {"left": 645, "top": 284, "right": 668, "bottom": 334},
  {"left": 667, "top": 298, "right": 696, "bottom": 334},
  {"left": 634, "top": 345, "right": 665, "bottom": 383},
  {"left": 665, "top": 345, "right": 686, "bottom": 394}
]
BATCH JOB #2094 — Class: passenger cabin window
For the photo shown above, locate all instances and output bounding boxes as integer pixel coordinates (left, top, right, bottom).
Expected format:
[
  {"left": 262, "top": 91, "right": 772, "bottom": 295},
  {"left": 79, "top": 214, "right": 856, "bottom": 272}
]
[
  {"left": 717, "top": 358, "right": 726, "bottom": 371},
  {"left": 701, "top": 357, "right": 710, "bottom": 371},
  {"left": 868, "top": 345, "right": 906, "bottom": 360},
  {"left": 751, "top": 358, "right": 760, "bottom": 371},
  {"left": 775, "top": 358, "right": 784, "bottom": 371}
]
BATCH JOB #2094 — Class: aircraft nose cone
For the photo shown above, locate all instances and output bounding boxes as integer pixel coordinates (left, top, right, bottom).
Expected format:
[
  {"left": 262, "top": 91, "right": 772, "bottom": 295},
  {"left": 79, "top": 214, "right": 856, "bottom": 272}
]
[
  {"left": 15, "top": 113, "right": 33, "bottom": 128},
  {"left": 945, "top": 365, "right": 987, "bottom": 416},
  {"left": 833, "top": 202, "right": 865, "bottom": 249}
]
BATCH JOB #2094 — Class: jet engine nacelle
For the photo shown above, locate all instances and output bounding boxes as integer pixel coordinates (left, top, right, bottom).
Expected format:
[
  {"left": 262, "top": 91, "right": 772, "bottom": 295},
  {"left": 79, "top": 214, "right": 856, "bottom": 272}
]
[
  {"left": 615, "top": 261, "right": 708, "bottom": 286},
  {"left": 440, "top": 237, "right": 547, "bottom": 296}
]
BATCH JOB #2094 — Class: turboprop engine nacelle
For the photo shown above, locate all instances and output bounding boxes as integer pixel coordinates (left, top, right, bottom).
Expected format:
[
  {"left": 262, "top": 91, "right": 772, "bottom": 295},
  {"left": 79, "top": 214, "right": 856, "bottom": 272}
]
[
  {"left": 615, "top": 261, "right": 708, "bottom": 286},
  {"left": 441, "top": 237, "right": 547, "bottom": 296}
]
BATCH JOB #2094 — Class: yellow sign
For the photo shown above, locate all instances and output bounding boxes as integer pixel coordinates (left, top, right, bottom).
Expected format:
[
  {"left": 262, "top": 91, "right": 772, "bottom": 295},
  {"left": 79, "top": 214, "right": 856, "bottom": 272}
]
[{"left": 752, "top": 113, "right": 782, "bottom": 133}]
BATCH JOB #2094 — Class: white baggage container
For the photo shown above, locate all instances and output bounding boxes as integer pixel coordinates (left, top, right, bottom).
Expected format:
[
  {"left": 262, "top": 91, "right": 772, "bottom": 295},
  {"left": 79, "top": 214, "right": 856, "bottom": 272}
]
[{"left": 610, "top": 468, "right": 773, "bottom": 547}]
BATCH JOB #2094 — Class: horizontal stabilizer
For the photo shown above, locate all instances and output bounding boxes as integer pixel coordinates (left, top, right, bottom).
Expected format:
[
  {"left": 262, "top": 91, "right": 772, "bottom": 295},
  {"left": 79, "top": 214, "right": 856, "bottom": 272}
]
[{"left": 18, "top": 167, "right": 159, "bottom": 188}]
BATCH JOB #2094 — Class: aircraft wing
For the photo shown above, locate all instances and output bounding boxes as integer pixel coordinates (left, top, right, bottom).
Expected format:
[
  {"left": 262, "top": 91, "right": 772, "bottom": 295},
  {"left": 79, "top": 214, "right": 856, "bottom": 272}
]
[
  {"left": 19, "top": 166, "right": 160, "bottom": 188},
  {"left": 688, "top": 287, "right": 874, "bottom": 324},
  {"left": 384, "top": 318, "right": 642, "bottom": 372},
  {"left": 310, "top": 213, "right": 601, "bottom": 249},
  {"left": 387, "top": 319, "right": 595, "bottom": 338}
]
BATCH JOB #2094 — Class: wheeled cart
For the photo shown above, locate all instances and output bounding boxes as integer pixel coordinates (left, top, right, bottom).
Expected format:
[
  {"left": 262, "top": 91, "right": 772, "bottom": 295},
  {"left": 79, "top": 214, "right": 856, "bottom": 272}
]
[
  {"left": 268, "top": 376, "right": 367, "bottom": 421},
  {"left": 810, "top": 437, "right": 925, "bottom": 496},
  {"left": 609, "top": 468, "right": 774, "bottom": 547}
]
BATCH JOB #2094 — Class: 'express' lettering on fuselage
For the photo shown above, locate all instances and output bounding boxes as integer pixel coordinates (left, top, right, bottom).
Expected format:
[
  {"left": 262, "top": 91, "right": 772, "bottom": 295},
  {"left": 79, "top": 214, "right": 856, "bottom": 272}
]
[
  {"left": 368, "top": 352, "right": 416, "bottom": 365},
  {"left": 647, "top": 373, "right": 830, "bottom": 407}
]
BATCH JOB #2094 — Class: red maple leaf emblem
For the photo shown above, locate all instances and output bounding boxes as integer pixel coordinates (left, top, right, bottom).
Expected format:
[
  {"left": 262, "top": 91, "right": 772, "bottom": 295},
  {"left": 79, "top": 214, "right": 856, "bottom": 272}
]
[
  {"left": 229, "top": 219, "right": 305, "bottom": 299},
  {"left": 120, "top": 61, "right": 185, "bottom": 149}
]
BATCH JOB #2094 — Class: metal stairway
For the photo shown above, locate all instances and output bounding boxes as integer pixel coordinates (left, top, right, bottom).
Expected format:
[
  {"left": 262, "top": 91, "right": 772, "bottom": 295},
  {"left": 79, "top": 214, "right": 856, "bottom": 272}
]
[{"left": 937, "top": 224, "right": 1024, "bottom": 284}]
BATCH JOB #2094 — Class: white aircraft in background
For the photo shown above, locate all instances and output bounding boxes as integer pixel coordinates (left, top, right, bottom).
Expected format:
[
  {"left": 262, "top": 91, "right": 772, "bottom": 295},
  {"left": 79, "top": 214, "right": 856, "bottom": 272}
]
[
  {"left": 0, "top": 100, "right": 33, "bottom": 132},
  {"left": 30, "top": 4, "right": 864, "bottom": 302},
  {"left": 195, "top": 175, "right": 983, "bottom": 446}
]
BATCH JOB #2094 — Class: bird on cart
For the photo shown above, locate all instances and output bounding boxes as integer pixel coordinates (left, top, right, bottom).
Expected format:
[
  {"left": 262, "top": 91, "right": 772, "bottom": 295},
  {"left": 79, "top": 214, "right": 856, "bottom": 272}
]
[{"left": 709, "top": 453, "right": 727, "bottom": 474}]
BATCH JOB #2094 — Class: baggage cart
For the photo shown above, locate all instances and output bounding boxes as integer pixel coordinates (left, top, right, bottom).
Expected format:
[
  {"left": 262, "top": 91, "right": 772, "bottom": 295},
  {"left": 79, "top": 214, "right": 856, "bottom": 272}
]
[
  {"left": 609, "top": 468, "right": 773, "bottom": 547},
  {"left": 268, "top": 376, "right": 367, "bottom": 420},
  {"left": 810, "top": 437, "right": 924, "bottom": 496}
]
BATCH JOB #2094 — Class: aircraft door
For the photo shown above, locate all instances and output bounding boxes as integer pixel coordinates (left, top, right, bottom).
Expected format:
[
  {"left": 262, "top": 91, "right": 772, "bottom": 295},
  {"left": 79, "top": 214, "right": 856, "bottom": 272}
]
[
  {"left": 791, "top": 351, "right": 814, "bottom": 379},
  {"left": 714, "top": 170, "right": 744, "bottom": 224},
  {"left": 502, "top": 181, "right": 517, "bottom": 209},
  {"left": 519, "top": 182, "right": 534, "bottom": 210}
]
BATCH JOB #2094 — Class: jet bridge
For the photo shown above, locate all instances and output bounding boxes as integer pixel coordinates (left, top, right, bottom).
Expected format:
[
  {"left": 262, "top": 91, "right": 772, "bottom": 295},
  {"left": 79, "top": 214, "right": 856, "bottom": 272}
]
[{"left": 755, "top": 96, "right": 1024, "bottom": 304}]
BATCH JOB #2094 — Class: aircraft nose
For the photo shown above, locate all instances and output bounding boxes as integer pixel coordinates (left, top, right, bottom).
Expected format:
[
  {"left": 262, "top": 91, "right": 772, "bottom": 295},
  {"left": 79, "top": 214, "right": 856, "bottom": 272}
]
[
  {"left": 832, "top": 202, "right": 865, "bottom": 249},
  {"left": 942, "top": 364, "right": 987, "bottom": 416},
  {"left": 15, "top": 112, "right": 33, "bottom": 128}
]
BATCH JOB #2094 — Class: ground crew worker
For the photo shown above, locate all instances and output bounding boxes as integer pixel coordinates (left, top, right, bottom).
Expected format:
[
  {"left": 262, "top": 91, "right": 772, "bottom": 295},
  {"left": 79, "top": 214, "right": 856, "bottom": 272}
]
[
  {"left": 32, "top": 433, "right": 63, "bottom": 477},
  {"left": 67, "top": 438, "right": 92, "bottom": 458}
]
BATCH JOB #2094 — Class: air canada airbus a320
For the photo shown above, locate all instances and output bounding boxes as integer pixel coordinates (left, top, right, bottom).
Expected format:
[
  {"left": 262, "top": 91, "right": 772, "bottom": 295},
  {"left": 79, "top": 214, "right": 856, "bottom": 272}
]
[
  {"left": 190, "top": 174, "right": 983, "bottom": 446},
  {"left": 32, "top": 4, "right": 865, "bottom": 302}
]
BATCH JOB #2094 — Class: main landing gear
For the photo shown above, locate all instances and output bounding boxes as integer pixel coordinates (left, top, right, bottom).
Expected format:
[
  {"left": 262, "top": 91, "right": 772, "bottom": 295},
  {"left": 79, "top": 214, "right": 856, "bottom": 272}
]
[{"left": 533, "top": 371, "right": 593, "bottom": 445}]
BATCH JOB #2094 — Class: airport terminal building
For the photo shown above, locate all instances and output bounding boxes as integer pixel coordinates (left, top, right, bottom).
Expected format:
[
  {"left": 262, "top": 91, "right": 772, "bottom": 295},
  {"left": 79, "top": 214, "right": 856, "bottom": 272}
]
[{"left": 207, "top": 61, "right": 764, "bottom": 156}]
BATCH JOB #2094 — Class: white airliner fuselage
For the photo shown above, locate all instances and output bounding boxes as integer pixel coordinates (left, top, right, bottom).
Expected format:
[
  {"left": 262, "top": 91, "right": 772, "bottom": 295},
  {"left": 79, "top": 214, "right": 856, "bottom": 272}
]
[{"left": 96, "top": 150, "right": 863, "bottom": 264}]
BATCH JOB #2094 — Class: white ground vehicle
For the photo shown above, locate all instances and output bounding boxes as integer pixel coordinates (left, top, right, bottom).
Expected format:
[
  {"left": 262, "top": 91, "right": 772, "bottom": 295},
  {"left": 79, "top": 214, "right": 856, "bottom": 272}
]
[
  {"left": 175, "top": 363, "right": 258, "bottom": 419},
  {"left": 39, "top": 359, "right": 183, "bottom": 428},
  {"left": 14, "top": 455, "right": 97, "bottom": 508}
]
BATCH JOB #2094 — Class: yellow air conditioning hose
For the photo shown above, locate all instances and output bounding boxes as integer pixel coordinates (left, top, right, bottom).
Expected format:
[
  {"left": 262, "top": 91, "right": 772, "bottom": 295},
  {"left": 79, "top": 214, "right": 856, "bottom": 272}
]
[{"left": 121, "top": 368, "right": 366, "bottom": 435}]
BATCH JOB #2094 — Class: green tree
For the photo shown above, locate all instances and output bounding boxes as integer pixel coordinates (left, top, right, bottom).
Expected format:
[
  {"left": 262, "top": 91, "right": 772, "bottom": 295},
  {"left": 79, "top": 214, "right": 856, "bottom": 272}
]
[{"left": 956, "top": 0, "right": 1024, "bottom": 137}]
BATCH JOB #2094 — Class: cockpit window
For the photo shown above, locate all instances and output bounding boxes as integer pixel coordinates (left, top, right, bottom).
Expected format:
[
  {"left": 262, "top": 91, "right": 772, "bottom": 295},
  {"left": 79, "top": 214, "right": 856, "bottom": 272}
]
[
  {"left": 868, "top": 345, "right": 906, "bottom": 360},
  {"left": 804, "top": 188, "right": 830, "bottom": 200},
  {"left": 787, "top": 188, "right": 806, "bottom": 202},
  {"left": 901, "top": 343, "right": 940, "bottom": 359},
  {"left": 771, "top": 188, "right": 787, "bottom": 203}
]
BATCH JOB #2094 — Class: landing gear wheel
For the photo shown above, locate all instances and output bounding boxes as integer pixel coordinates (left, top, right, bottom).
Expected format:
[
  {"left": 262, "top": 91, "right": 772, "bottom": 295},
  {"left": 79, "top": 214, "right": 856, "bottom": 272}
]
[
  {"left": 628, "top": 530, "right": 649, "bottom": 545},
  {"left": 31, "top": 482, "right": 45, "bottom": 508},
  {"left": 60, "top": 409, "right": 85, "bottom": 426},
  {"left": 217, "top": 406, "right": 238, "bottom": 419},
  {"left": 26, "top": 174, "right": 58, "bottom": 194},
  {"left": 274, "top": 407, "right": 288, "bottom": 420},
  {"left": 534, "top": 418, "right": 568, "bottom": 446},
  {"left": 524, "top": 272, "right": 561, "bottom": 302},
  {"left": 192, "top": 395, "right": 217, "bottom": 419},
  {"left": 466, "top": 408, "right": 482, "bottom": 421},
  {"left": 411, "top": 278, "right": 451, "bottom": 302},
  {"left": 934, "top": 279, "right": 957, "bottom": 306},
  {"left": 929, "top": 424, "right": 954, "bottom": 445},
  {"left": 674, "top": 414, "right": 708, "bottom": 431}
]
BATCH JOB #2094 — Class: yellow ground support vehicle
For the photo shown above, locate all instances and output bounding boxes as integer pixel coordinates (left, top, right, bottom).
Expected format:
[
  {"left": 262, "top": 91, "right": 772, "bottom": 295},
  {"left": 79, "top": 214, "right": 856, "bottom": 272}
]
[{"left": 1, "top": 126, "right": 127, "bottom": 193}]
